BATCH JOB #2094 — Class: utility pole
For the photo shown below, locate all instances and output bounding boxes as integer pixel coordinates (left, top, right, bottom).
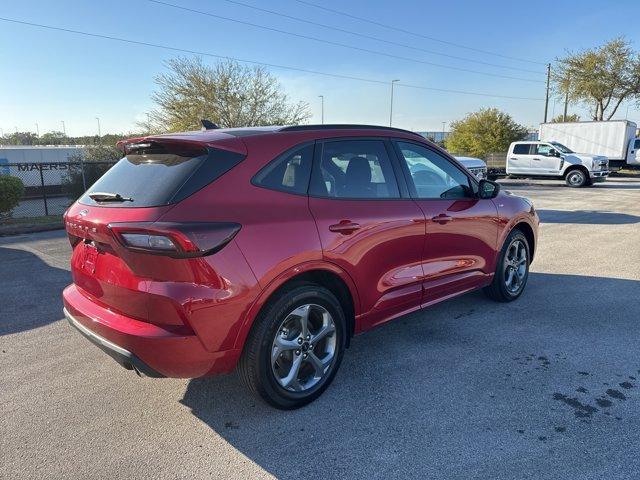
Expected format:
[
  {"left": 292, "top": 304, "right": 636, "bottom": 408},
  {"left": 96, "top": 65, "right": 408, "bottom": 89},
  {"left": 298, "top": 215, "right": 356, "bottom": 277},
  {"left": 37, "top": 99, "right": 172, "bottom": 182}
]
[
  {"left": 95, "top": 117, "right": 101, "bottom": 139},
  {"left": 318, "top": 95, "right": 324, "bottom": 124},
  {"left": 563, "top": 76, "right": 570, "bottom": 122},
  {"left": 441, "top": 122, "right": 446, "bottom": 143},
  {"left": 35, "top": 122, "right": 40, "bottom": 137},
  {"left": 389, "top": 79, "right": 400, "bottom": 127},
  {"left": 543, "top": 63, "right": 551, "bottom": 123},
  {"left": 61, "top": 121, "right": 66, "bottom": 137}
]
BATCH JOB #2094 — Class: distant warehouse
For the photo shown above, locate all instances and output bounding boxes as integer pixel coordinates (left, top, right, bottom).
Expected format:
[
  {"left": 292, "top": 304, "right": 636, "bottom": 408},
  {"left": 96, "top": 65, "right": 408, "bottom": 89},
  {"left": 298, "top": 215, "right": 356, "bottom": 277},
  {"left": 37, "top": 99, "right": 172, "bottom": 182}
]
[{"left": 0, "top": 145, "right": 85, "bottom": 190}]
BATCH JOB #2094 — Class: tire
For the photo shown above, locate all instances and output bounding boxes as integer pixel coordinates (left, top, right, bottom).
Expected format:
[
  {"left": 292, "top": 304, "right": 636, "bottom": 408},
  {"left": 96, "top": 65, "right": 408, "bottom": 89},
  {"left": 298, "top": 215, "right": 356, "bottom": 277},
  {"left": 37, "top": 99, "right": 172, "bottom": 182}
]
[
  {"left": 238, "top": 283, "right": 346, "bottom": 409},
  {"left": 565, "top": 168, "right": 588, "bottom": 187},
  {"left": 484, "top": 229, "right": 530, "bottom": 302}
]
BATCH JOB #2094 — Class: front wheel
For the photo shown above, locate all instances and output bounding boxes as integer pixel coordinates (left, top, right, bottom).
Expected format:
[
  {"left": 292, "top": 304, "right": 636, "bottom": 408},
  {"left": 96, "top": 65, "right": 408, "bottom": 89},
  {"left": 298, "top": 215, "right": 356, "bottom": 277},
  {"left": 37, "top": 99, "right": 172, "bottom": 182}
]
[
  {"left": 484, "top": 230, "right": 530, "bottom": 302},
  {"left": 238, "top": 283, "right": 346, "bottom": 409},
  {"left": 565, "top": 169, "right": 588, "bottom": 187}
]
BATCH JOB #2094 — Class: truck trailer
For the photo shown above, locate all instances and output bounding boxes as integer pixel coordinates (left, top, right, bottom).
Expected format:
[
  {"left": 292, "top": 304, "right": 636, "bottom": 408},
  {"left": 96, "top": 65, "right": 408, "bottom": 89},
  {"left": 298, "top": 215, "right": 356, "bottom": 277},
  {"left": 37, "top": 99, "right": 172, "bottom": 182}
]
[{"left": 539, "top": 120, "right": 638, "bottom": 169}]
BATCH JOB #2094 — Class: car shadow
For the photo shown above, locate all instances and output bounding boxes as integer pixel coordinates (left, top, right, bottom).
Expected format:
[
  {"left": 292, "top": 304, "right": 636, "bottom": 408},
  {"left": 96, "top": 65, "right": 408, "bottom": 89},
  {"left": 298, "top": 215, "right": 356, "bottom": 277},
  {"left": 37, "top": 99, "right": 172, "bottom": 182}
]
[
  {"left": 0, "top": 244, "right": 70, "bottom": 335},
  {"left": 537, "top": 209, "right": 640, "bottom": 225},
  {"left": 180, "top": 272, "right": 640, "bottom": 479}
]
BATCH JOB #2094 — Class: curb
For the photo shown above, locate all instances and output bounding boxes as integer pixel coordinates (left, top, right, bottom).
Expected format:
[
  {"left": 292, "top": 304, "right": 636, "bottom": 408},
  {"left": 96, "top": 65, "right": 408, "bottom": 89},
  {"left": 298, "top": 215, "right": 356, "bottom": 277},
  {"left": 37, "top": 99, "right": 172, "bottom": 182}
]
[{"left": 0, "top": 222, "right": 64, "bottom": 237}]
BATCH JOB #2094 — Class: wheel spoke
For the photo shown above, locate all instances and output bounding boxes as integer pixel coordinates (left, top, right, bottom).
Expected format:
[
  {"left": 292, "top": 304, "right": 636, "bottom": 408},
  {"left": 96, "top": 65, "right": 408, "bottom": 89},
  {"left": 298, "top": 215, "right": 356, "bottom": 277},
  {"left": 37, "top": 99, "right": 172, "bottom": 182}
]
[
  {"left": 311, "top": 321, "right": 335, "bottom": 345},
  {"left": 271, "top": 335, "right": 299, "bottom": 366},
  {"left": 281, "top": 353, "right": 303, "bottom": 388},
  {"left": 290, "top": 304, "right": 311, "bottom": 339},
  {"left": 307, "top": 352, "right": 331, "bottom": 378},
  {"left": 505, "top": 268, "right": 515, "bottom": 288}
]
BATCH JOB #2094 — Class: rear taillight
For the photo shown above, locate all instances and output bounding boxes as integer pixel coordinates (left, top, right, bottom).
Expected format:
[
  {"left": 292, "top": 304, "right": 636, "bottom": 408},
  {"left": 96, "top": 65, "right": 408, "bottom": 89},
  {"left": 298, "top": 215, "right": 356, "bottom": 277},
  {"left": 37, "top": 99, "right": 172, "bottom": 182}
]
[{"left": 108, "top": 222, "right": 241, "bottom": 258}]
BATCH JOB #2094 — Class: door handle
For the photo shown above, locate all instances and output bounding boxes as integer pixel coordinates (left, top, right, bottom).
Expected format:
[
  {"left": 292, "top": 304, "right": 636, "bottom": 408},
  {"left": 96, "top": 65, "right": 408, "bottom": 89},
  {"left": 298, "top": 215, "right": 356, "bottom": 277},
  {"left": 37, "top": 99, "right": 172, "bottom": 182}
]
[
  {"left": 431, "top": 214, "right": 453, "bottom": 224},
  {"left": 329, "top": 220, "right": 361, "bottom": 234},
  {"left": 532, "top": 158, "right": 541, "bottom": 161}
]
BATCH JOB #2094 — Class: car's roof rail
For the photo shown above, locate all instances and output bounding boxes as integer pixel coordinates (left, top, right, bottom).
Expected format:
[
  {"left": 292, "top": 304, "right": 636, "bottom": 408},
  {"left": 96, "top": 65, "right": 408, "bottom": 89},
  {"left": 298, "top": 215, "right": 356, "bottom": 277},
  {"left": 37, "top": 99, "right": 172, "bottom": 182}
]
[{"left": 279, "top": 124, "right": 423, "bottom": 137}]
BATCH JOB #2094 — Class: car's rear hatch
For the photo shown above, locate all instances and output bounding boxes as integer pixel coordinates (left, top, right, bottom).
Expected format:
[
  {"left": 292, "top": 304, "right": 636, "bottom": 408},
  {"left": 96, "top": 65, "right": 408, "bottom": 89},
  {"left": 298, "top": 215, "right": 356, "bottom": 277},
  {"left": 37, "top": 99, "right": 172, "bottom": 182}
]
[{"left": 65, "top": 136, "right": 246, "bottom": 330}]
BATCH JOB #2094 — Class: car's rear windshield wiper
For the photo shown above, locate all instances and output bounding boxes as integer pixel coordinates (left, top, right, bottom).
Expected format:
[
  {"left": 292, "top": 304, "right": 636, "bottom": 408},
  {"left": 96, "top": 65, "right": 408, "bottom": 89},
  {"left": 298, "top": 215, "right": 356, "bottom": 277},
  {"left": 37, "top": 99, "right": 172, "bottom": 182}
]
[{"left": 88, "top": 192, "right": 134, "bottom": 202}]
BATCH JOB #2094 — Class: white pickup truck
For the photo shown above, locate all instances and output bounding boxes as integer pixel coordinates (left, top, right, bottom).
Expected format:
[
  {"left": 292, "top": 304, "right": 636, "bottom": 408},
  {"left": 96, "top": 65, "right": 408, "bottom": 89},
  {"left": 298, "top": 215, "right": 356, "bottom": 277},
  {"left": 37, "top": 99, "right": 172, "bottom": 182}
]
[{"left": 506, "top": 141, "right": 609, "bottom": 187}]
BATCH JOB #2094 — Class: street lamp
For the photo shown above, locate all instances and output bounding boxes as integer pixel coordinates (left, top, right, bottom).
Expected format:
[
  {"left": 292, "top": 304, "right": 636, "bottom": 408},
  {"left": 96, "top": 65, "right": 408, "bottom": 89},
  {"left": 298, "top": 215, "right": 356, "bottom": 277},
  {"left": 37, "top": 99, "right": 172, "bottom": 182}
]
[
  {"left": 318, "top": 95, "right": 324, "bottom": 124},
  {"left": 389, "top": 79, "right": 400, "bottom": 127},
  {"left": 95, "top": 117, "right": 101, "bottom": 138}
]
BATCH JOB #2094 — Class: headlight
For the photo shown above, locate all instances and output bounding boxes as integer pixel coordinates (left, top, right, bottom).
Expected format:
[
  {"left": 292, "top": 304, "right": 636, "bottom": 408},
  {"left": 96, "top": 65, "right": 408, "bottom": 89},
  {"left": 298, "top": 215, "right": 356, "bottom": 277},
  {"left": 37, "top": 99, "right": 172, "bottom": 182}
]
[{"left": 592, "top": 161, "right": 602, "bottom": 171}]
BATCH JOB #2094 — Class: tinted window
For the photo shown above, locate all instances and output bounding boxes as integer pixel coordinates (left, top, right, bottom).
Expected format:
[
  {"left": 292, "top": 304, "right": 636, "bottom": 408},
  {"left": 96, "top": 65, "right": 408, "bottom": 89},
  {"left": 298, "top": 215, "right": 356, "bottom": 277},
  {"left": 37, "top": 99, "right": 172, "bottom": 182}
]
[
  {"left": 79, "top": 144, "right": 244, "bottom": 207},
  {"left": 396, "top": 142, "right": 473, "bottom": 199},
  {"left": 513, "top": 144, "right": 531, "bottom": 155},
  {"left": 252, "top": 143, "right": 313, "bottom": 194},
  {"left": 635, "top": 139, "right": 640, "bottom": 149},
  {"left": 310, "top": 140, "right": 400, "bottom": 199}
]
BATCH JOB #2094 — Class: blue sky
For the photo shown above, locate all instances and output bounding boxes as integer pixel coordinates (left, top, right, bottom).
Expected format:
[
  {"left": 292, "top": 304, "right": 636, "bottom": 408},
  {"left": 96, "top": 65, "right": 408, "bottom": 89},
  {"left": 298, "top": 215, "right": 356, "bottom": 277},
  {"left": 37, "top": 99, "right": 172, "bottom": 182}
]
[{"left": 1, "top": 0, "right": 639, "bottom": 136}]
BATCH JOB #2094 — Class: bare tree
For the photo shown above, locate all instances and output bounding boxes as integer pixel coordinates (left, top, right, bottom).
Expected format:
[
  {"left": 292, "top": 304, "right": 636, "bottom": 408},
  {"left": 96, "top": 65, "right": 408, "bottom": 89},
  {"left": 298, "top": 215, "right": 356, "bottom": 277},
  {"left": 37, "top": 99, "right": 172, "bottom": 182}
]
[
  {"left": 553, "top": 38, "right": 640, "bottom": 121},
  {"left": 143, "top": 57, "right": 310, "bottom": 132}
]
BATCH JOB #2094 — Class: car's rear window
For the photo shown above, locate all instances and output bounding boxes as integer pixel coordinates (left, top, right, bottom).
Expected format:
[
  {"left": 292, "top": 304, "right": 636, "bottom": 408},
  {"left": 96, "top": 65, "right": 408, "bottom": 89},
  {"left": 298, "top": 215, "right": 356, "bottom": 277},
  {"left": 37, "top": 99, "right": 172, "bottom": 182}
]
[{"left": 79, "top": 144, "right": 244, "bottom": 207}]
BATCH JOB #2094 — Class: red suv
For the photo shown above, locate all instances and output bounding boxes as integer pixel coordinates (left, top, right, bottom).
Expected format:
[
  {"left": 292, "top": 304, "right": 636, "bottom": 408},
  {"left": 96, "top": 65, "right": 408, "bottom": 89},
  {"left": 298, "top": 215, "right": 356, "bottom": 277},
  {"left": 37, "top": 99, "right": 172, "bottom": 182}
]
[{"left": 63, "top": 125, "right": 538, "bottom": 409}]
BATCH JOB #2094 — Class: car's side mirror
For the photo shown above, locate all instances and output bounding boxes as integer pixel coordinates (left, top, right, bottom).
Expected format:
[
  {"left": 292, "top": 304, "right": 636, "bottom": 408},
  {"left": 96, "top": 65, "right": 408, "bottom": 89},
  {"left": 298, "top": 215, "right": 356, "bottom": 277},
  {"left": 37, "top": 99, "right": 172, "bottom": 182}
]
[{"left": 478, "top": 179, "right": 500, "bottom": 199}]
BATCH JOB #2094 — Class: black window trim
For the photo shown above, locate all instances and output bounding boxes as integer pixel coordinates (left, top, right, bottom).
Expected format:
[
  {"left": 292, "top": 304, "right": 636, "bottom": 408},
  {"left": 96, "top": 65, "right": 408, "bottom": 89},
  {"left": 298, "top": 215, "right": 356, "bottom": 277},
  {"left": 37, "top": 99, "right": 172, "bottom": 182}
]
[
  {"left": 308, "top": 136, "right": 412, "bottom": 201},
  {"left": 250, "top": 141, "right": 316, "bottom": 197},
  {"left": 390, "top": 138, "right": 479, "bottom": 201}
]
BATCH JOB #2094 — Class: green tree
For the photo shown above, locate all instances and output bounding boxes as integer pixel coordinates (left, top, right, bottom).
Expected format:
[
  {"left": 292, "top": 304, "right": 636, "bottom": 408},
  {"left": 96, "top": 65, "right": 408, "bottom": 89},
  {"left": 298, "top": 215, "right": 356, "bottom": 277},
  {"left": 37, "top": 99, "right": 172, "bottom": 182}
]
[
  {"left": 0, "top": 132, "right": 39, "bottom": 145},
  {"left": 445, "top": 108, "right": 528, "bottom": 157},
  {"left": 0, "top": 176, "right": 25, "bottom": 218},
  {"left": 550, "top": 114, "right": 581, "bottom": 123},
  {"left": 553, "top": 38, "right": 640, "bottom": 120},
  {"left": 145, "top": 57, "right": 310, "bottom": 131}
]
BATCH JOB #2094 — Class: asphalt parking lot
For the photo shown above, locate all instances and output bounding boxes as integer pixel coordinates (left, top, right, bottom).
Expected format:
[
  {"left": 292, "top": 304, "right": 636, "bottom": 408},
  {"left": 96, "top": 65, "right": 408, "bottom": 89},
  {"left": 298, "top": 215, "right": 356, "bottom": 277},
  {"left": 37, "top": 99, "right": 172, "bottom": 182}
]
[{"left": 2, "top": 177, "right": 639, "bottom": 480}]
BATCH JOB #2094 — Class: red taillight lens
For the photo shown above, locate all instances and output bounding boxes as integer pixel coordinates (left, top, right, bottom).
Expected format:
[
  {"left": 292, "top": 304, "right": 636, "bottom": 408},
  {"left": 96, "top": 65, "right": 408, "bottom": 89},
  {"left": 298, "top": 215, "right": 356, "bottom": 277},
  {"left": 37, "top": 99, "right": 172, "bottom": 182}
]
[{"left": 108, "top": 222, "right": 241, "bottom": 258}]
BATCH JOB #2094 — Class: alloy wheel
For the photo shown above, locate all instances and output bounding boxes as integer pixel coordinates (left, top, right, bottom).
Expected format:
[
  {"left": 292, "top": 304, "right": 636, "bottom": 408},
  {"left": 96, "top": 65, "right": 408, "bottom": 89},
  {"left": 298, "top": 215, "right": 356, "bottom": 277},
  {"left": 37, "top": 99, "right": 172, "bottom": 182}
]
[
  {"left": 503, "top": 239, "right": 528, "bottom": 294},
  {"left": 271, "top": 304, "right": 337, "bottom": 392}
]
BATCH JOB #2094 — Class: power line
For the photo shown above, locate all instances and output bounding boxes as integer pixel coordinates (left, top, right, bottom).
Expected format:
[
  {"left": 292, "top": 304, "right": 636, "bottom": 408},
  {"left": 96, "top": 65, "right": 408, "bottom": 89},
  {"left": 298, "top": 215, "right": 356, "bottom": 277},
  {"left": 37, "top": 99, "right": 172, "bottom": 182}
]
[
  {"left": 146, "top": 0, "right": 543, "bottom": 84},
  {"left": 219, "top": 0, "right": 542, "bottom": 75},
  {"left": 0, "top": 16, "right": 543, "bottom": 101},
  {"left": 293, "top": 0, "right": 547, "bottom": 66}
]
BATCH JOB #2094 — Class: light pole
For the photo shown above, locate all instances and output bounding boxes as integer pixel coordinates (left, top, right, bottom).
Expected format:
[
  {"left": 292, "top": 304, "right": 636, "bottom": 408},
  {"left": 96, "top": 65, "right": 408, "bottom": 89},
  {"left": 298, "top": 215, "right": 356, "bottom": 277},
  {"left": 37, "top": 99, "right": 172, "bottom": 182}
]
[
  {"left": 95, "top": 117, "right": 101, "bottom": 140},
  {"left": 61, "top": 121, "right": 66, "bottom": 137},
  {"left": 389, "top": 79, "right": 400, "bottom": 127},
  {"left": 318, "top": 95, "right": 324, "bottom": 124},
  {"left": 35, "top": 122, "right": 40, "bottom": 137}
]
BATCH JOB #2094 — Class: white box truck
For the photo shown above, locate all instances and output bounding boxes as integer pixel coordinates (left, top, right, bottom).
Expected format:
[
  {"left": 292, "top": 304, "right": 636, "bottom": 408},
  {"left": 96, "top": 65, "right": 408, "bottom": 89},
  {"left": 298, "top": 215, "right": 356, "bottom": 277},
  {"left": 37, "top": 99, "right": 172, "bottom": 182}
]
[{"left": 539, "top": 120, "right": 639, "bottom": 169}]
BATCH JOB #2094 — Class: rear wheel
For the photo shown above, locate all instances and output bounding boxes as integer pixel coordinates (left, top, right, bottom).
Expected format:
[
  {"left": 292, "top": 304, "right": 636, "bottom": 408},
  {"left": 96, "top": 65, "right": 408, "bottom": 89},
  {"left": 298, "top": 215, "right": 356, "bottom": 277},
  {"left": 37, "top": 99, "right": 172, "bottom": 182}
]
[
  {"left": 484, "top": 229, "right": 530, "bottom": 302},
  {"left": 565, "top": 168, "right": 588, "bottom": 187},
  {"left": 238, "top": 283, "right": 346, "bottom": 409}
]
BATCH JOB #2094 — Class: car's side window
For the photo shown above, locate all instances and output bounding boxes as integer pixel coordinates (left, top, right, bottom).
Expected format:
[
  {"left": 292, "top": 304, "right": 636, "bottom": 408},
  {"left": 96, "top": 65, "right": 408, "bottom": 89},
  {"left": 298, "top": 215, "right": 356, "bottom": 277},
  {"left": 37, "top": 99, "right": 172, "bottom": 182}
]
[
  {"left": 513, "top": 144, "right": 532, "bottom": 155},
  {"left": 310, "top": 140, "right": 400, "bottom": 199},
  {"left": 252, "top": 143, "right": 313, "bottom": 194},
  {"left": 395, "top": 141, "right": 474, "bottom": 200},
  {"left": 536, "top": 144, "right": 553, "bottom": 156}
]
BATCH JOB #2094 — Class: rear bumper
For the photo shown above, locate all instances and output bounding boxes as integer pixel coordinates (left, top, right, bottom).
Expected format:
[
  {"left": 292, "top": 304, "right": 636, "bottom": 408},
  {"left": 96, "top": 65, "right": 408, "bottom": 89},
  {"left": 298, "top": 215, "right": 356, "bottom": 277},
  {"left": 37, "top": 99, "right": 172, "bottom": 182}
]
[
  {"left": 65, "top": 308, "right": 164, "bottom": 377},
  {"left": 63, "top": 284, "right": 241, "bottom": 378}
]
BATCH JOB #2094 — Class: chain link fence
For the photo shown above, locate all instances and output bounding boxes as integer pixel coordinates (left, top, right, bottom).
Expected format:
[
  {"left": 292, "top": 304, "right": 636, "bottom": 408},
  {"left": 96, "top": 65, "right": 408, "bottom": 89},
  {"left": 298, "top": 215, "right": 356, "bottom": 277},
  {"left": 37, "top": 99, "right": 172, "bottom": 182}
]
[{"left": 0, "top": 161, "right": 116, "bottom": 223}]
